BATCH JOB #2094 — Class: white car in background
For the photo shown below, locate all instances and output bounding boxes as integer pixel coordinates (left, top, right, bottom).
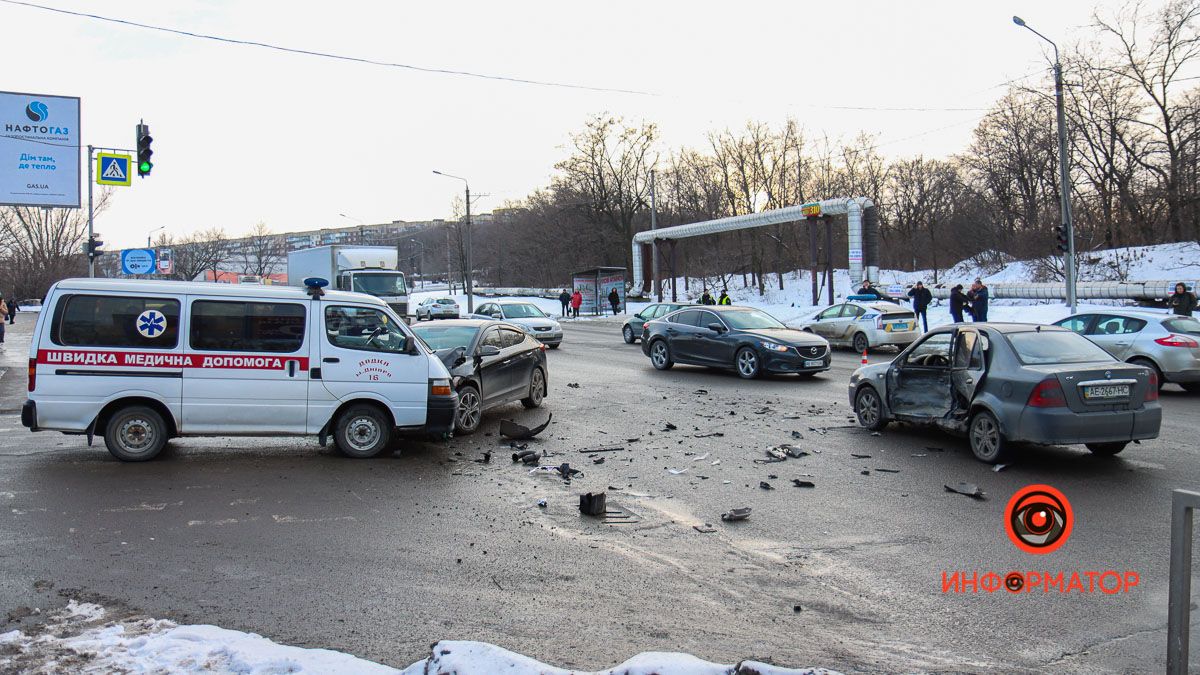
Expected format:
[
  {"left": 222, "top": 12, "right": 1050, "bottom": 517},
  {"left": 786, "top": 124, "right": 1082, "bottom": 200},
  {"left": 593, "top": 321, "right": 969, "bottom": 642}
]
[
  {"left": 471, "top": 300, "right": 563, "bottom": 348},
  {"left": 16, "top": 299, "right": 42, "bottom": 313},
  {"left": 794, "top": 300, "right": 921, "bottom": 353},
  {"left": 415, "top": 297, "right": 460, "bottom": 321}
]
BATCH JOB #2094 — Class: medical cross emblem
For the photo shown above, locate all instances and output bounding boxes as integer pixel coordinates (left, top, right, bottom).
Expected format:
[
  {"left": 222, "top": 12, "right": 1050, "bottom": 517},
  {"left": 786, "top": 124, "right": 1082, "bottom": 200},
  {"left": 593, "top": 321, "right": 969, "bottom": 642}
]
[{"left": 137, "top": 310, "right": 166, "bottom": 338}]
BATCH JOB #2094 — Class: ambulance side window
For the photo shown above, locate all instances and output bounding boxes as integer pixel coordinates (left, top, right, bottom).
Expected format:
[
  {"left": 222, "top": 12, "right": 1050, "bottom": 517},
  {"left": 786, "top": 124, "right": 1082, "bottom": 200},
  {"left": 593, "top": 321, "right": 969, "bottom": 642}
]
[
  {"left": 52, "top": 294, "right": 180, "bottom": 349},
  {"left": 190, "top": 301, "right": 306, "bottom": 353},
  {"left": 325, "top": 306, "right": 409, "bottom": 353}
]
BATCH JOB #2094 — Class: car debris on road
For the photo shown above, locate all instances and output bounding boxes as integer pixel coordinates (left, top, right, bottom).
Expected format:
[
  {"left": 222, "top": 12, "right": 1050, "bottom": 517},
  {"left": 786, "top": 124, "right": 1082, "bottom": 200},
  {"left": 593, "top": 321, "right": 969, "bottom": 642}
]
[
  {"left": 500, "top": 414, "right": 552, "bottom": 440},
  {"left": 945, "top": 482, "right": 986, "bottom": 500},
  {"left": 721, "top": 507, "right": 752, "bottom": 522}
]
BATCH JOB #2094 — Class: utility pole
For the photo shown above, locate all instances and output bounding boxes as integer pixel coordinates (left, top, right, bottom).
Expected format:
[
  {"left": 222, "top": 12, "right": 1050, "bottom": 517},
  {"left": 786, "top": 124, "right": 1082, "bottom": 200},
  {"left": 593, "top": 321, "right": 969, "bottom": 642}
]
[
  {"left": 1014, "top": 16, "right": 1077, "bottom": 312},
  {"left": 87, "top": 144, "right": 94, "bottom": 278},
  {"left": 433, "top": 170, "right": 474, "bottom": 313},
  {"left": 650, "top": 168, "right": 660, "bottom": 302}
]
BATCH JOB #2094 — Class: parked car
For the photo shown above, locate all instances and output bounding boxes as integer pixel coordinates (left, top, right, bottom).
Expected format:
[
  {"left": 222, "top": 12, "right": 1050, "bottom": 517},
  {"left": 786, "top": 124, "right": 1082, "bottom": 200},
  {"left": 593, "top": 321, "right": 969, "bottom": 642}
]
[
  {"left": 411, "top": 319, "right": 547, "bottom": 435},
  {"left": 641, "top": 306, "right": 831, "bottom": 379},
  {"left": 471, "top": 301, "right": 563, "bottom": 348},
  {"left": 622, "top": 302, "right": 695, "bottom": 344},
  {"left": 16, "top": 298, "right": 42, "bottom": 313},
  {"left": 415, "top": 297, "right": 461, "bottom": 321},
  {"left": 848, "top": 323, "right": 1161, "bottom": 464},
  {"left": 23, "top": 278, "right": 456, "bottom": 461},
  {"left": 794, "top": 301, "right": 920, "bottom": 353},
  {"left": 1052, "top": 310, "right": 1200, "bottom": 392}
]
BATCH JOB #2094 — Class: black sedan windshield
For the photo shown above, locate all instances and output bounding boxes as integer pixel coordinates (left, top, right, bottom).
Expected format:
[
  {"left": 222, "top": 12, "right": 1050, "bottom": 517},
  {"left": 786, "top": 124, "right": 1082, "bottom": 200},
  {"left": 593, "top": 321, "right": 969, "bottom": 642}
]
[
  {"left": 722, "top": 309, "right": 786, "bottom": 330},
  {"left": 1008, "top": 331, "right": 1113, "bottom": 365},
  {"left": 411, "top": 325, "right": 479, "bottom": 350}
]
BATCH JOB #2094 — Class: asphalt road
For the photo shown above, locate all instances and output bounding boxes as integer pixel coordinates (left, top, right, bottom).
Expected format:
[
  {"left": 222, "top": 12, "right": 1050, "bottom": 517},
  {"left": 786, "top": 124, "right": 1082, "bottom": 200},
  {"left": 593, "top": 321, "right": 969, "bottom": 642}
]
[{"left": 1, "top": 316, "right": 1198, "bottom": 672}]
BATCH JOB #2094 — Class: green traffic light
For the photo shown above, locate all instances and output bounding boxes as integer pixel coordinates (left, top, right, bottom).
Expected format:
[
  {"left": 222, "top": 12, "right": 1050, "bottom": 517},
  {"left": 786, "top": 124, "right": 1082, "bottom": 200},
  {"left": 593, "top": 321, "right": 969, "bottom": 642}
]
[{"left": 139, "top": 161, "right": 152, "bottom": 173}]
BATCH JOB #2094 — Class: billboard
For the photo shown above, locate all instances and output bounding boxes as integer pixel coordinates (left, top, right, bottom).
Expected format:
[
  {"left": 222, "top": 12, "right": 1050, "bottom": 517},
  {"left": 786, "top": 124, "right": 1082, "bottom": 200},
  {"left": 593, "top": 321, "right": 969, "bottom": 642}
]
[{"left": 0, "top": 91, "right": 80, "bottom": 208}]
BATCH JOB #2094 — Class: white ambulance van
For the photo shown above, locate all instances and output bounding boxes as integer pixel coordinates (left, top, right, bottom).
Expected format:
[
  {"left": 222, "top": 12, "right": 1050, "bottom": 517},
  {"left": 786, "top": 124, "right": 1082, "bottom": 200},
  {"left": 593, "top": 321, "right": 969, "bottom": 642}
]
[{"left": 22, "top": 278, "right": 457, "bottom": 461}]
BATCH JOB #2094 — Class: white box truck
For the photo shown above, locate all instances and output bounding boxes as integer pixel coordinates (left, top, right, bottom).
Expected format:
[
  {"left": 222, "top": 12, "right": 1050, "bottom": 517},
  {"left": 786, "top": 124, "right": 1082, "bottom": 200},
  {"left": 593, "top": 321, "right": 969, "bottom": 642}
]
[{"left": 287, "top": 245, "right": 409, "bottom": 317}]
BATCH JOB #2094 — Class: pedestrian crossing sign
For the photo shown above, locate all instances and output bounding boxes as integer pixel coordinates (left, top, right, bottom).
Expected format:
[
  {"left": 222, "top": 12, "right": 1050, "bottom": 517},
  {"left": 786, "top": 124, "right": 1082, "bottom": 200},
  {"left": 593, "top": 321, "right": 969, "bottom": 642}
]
[{"left": 96, "top": 153, "right": 132, "bottom": 186}]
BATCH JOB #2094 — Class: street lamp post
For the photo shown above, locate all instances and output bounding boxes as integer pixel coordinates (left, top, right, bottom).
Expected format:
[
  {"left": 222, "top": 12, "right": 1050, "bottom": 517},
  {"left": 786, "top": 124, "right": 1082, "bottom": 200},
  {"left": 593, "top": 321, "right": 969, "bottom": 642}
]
[
  {"left": 408, "top": 238, "right": 425, "bottom": 289},
  {"left": 147, "top": 225, "right": 165, "bottom": 248},
  {"left": 1013, "top": 15, "right": 1077, "bottom": 312},
  {"left": 433, "top": 170, "right": 474, "bottom": 314}
]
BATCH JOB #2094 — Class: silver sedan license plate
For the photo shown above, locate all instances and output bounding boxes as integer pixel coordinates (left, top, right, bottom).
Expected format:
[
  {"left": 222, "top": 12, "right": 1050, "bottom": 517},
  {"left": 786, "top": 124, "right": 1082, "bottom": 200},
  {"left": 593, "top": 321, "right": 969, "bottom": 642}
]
[
  {"left": 804, "top": 359, "right": 824, "bottom": 367},
  {"left": 1084, "top": 384, "right": 1130, "bottom": 399}
]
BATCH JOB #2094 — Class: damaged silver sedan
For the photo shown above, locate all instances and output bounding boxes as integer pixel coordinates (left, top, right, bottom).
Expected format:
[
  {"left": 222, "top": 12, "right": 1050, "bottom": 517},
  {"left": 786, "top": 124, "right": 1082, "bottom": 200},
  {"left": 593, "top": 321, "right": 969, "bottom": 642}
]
[{"left": 848, "top": 323, "right": 1162, "bottom": 463}]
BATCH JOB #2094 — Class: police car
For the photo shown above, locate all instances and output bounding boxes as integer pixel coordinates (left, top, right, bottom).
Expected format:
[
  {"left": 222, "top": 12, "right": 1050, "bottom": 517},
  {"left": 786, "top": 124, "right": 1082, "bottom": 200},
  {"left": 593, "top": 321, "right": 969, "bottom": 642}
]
[{"left": 22, "top": 278, "right": 457, "bottom": 461}]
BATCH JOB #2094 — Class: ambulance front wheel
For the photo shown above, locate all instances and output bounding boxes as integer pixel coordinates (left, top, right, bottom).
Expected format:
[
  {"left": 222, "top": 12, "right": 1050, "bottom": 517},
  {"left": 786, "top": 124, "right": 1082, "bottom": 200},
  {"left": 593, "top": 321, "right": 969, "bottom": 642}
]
[
  {"left": 334, "top": 404, "right": 392, "bottom": 458},
  {"left": 104, "top": 405, "right": 168, "bottom": 462}
]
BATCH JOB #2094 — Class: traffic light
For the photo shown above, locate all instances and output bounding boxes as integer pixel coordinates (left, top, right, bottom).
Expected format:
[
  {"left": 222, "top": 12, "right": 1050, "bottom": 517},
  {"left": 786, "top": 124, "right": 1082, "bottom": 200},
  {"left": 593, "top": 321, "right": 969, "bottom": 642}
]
[
  {"left": 84, "top": 235, "right": 104, "bottom": 262},
  {"left": 136, "top": 122, "right": 153, "bottom": 177},
  {"left": 1054, "top": 224, "right": 1069, "bottom": 254}
]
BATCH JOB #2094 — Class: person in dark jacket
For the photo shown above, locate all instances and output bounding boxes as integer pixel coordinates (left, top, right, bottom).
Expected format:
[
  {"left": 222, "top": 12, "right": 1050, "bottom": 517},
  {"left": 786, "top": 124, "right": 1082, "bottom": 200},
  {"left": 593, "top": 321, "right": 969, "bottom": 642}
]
[
  {"left": 8, "top": 299, "right": 16, "bottom": 325},
  {"left": 718, "top": 290, "right": 732, "bottom": 305},
  {"left": 1170, "top": 282, "right": 1197, "bottom": 316},
  {"left": 907, "top": 281, "right": 933, "bottom": 332},
  {"left": 700, "top": 290, "right": 714, "bottom": 305},
  {"left": 608, "top": 287, "right": 621, "bottom": 315},
  {"left": 558, "top": 289, "right": 571, "bottom": 317},
  {"left": 949, "top": 284, "right": 968, "bottom": 323},
  {"left": 857, "top": 280, "right": 883, "bottom": 300},
  {"left": 967, "top": 279, "right": 989, "bottom": 322}
]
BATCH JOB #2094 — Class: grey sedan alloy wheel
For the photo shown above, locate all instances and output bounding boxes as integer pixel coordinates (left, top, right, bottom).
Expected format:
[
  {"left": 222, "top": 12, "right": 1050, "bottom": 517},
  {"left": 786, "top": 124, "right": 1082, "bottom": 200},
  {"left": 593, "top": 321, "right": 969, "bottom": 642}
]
[
  {"left": 735, "top": 347, "right": 760, "bottom": 379},
  {"left": 650, "top": 340, "right": 673, "bottom": 370},
  {"left": 623, "top": 325, "right": 635, "bottom": 344},
  {"left": 456, "top": 386, "right": 482, "bottom": 434},
  {"left": 968, "top": 410, "right": 1010, "bottom": 464},
  {"left": 854, "top": 386, "right": 887, "bottom": 431}
]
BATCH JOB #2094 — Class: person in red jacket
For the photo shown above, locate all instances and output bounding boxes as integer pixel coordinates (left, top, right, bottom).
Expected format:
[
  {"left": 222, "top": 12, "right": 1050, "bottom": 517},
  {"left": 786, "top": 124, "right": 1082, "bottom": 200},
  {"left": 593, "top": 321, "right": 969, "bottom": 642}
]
[{"left": 570, "top": 290, "right": 583, "bottom": 318}]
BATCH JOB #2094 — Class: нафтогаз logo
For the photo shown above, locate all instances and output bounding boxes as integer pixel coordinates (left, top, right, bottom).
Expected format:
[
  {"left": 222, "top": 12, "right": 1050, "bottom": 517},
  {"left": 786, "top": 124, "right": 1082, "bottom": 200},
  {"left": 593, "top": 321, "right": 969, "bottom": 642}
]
[
  {"left": 25, "top": 101, "right": 49, "bottom": 122},
  {"left": 1005, "top": 484, "right": 1073, "bottom": 554}
]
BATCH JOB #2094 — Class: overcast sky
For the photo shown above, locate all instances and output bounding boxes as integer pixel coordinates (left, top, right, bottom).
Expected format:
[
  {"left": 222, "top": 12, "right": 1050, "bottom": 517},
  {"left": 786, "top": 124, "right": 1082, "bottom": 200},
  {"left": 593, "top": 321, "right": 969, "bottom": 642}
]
[{"left": 0, "top": 0, "right": 1147, "bottom": 247}]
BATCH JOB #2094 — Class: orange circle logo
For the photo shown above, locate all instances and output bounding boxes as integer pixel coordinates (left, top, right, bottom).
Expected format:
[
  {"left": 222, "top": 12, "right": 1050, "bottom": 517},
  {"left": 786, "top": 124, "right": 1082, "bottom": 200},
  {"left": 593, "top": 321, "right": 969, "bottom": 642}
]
[{"left": 1005, "top": 484, "right": 1072, "bottom": 554}]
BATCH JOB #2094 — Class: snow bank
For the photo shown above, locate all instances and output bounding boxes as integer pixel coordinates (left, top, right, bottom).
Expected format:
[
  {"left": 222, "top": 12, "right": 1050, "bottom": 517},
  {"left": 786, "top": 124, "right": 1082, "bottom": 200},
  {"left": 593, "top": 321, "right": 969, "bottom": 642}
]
[{"left": 2, "top": 602, "right": 839, "bottom": 675}]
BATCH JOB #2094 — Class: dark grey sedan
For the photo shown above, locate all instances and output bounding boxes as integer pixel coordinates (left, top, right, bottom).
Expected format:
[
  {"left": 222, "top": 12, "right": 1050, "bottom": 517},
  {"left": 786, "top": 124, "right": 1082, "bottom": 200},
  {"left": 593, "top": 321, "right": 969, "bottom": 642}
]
[
  {"left": 411, "top": 319, "right": 548, "bottom": 435},
  {"left": 848, "top": 323, "right": 1162, "bottom": 463},
  {"left": 641, "top": 306, "right": 831, "bottom": 379}
]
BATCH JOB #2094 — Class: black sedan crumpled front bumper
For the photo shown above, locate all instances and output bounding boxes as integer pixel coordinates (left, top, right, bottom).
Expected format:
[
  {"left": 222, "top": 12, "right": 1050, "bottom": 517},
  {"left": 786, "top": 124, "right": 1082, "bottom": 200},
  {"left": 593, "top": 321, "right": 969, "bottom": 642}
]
[{"left": 761, "top": 345, "right": 832, "bottom": 374}]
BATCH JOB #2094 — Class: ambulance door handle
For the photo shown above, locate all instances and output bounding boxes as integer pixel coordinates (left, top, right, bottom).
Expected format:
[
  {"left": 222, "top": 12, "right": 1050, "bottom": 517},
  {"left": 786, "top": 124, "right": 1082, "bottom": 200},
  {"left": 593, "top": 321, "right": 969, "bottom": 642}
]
[
  {"left": 287, "top": 360, "right": 297, "bottom": 377},
  {"left": 323, "top": 357, "right": 340, "bottom": 363}
]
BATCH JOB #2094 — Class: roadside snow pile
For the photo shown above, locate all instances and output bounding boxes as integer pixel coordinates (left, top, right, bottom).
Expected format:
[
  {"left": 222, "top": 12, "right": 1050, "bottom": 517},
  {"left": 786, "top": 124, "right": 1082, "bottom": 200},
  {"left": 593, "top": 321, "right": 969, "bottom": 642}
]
[
  {"left": 0, "top": 600, "right": 396, "bottom": 674},
  {"left": 401, "top": 640, "right": 840, "bottom": 675},
  {"left": 2, "top": 602, "right": 839, "bottom": 675}
]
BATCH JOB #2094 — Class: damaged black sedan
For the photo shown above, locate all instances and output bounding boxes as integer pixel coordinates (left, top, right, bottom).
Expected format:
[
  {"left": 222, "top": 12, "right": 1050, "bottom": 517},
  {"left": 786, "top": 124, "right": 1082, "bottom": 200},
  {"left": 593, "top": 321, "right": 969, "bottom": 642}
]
[
  {"left": 849, "top": 323, "right": 1162, "bottom": 463},
  {"left": 411, "top": 319, "right": 548, "bottom": 435},
  {"left": 641, "top": 306, "right": 831, "bottom": 379}
]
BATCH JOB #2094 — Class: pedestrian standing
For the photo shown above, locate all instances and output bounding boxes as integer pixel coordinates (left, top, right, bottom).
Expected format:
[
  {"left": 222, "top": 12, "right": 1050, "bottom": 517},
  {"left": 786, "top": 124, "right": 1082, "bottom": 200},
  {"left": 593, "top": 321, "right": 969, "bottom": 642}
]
[
  {"left": 570, "top": 289, "right": 582, "bottom": 318},
  {"left": 8, "top": 299, "right": 16, "bottom": 325},
  {"left": 701, "top": 290, "right": 714, "bottom": 305},
  {"left": 0, "top": 295, "right": 8, "bottom": 349},
  {"left": 608, "top": 287, "right": 621, "bottom": 315},
  {"left": 1170, "top": 282, "right": 1197, "bottom": 316},
  {"left": 558, "top": 289, "right": 571, "bottom": 317},
  {"left": 718, "top": 290, "right": 732, "bottom": 305},
  {"left": 949, "top": 284, "right": 967, "bottom": 323},
  {"left": 968, "top": 278, "right": 989, "bottom": 322},
  {"left": 907, "top": 281, "right": 932, "bottom": 332}
]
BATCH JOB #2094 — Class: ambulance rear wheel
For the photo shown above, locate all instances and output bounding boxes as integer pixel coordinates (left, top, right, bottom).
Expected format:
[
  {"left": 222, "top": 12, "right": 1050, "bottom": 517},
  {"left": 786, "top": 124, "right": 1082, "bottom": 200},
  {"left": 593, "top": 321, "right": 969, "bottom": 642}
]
[
  {"left": 105, "top": 405, "right": 168, "bottom": 462},
  {"left": 335, "top": 405, "right": 391, "bottom": 458}
]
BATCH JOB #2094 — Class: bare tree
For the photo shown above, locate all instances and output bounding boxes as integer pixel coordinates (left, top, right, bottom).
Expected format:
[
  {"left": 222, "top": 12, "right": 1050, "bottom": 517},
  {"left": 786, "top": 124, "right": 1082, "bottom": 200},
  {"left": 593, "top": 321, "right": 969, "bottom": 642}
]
[
  {"left": 162, "top": 228, "right": 229, "bottom": 282},
  {"left": 0, "top": 193, "right": 107, "bottom": 299},
  {"left": 240, "top": 222, "right": 285, "bottom": 278},
  {"left": 1095, "top": 0, "right": 1200, "bottom": 240}
]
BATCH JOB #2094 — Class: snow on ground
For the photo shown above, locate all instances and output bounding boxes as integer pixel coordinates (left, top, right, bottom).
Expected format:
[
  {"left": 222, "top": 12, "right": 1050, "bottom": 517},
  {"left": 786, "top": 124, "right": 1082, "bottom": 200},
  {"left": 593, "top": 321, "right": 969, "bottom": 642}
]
[
  {"left": 1, "top": 602, "right": 838, "bottom": 675},
  {"left": 412, "top": 243, "right": 1196, "bottom": 328}
]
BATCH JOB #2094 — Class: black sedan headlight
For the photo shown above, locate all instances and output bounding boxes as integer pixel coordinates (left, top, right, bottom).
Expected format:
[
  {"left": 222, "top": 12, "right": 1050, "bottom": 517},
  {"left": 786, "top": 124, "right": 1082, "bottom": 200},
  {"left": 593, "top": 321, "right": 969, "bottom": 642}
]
[{"left": 759, "top": 341, "right": 790, "bottom": 353}]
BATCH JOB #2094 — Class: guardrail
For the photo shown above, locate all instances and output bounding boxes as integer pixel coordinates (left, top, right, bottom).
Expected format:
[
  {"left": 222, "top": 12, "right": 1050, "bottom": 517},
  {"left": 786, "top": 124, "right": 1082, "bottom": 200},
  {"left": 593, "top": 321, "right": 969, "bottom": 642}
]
[
  {"left": 1168, "top": 488, "right": 1200, "bottom": 674},
  {"left": 929, "top": 280, "right": 1195, "bottom": 301}
]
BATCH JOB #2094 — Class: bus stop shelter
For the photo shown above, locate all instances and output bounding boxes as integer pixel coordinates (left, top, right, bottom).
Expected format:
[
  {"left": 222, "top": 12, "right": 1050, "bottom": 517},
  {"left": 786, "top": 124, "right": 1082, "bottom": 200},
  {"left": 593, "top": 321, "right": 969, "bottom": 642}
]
[{"left": 572, "top": 267, "right": 626, "bottom": 316}]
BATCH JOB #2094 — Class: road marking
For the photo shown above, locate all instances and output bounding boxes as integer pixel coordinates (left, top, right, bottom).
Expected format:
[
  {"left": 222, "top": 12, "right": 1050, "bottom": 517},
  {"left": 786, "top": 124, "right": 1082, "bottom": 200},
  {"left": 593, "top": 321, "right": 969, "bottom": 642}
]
[
  {"left": 271, "top": 515, "right": 356, "bottom": 524},
  {"left": 187, "top": 517, "right": 257, "bottom": 527}
]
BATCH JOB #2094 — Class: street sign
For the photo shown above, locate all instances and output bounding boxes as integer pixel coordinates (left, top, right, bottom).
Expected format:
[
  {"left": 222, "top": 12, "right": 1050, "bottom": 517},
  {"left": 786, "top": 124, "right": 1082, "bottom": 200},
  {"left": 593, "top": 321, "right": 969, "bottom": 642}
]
[
  {"left": 156, "top": 247, "right": 173, "bottom": 275},
  {"left": 121, "top": 248, "right": 157, "bottom": 275},
  {"left": 0, "top": 90, "right": 81, "bottom": 208},
  {"left": 96, "top": 153, "right": 132, "bottom": 186},
  {"left": 848, "top": 248, "right": 863, "bottom": 262},
  {"left": 887, "top": 283, "right": 904, "bottom": 296},
  {"left": 801, "top": 202, "right": 822, "bottom": 217}
]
